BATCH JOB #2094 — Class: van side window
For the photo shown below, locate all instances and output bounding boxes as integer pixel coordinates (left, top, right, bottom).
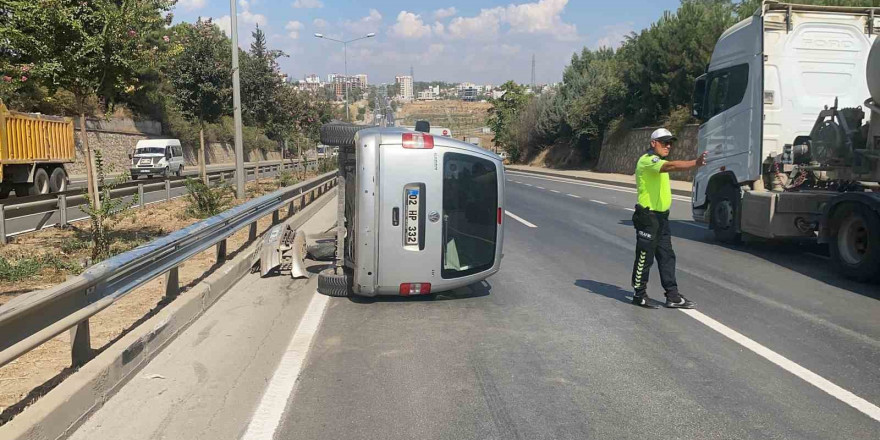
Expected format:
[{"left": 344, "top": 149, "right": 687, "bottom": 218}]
[
  {"left": 704, "top": 63, "right": 749, "bottom": 119},
  {"left": 174, "top": 146, "right": 182, "bottom": 157}
]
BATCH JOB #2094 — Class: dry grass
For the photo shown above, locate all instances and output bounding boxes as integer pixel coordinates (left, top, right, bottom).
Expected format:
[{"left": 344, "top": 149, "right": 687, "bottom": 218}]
[{"left": 0, "top": 171, "right": 321, "bottom": 422}]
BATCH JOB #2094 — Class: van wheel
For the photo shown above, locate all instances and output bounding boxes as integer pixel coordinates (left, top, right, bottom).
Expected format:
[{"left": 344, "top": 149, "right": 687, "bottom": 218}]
[
  {"left": 317, "top": 268, "right": 349, "bottom": 297},
  {"left": 163, "top": 167, "right": 170, "bottom": 178},
  {"left": 49, "top": 168, "right": 68, "bottom": 193},
  {"left": 709, "top": 184, "right": 742, "bottom": 244},
  {"left": 829, "top": 204, "right": 880, "bottom": 282},
  {"left": 32, "top": 168, "right": 50, "bottom": 195},
  {"left": 176, "top": 166, "right": 183, "bottom": 177}
]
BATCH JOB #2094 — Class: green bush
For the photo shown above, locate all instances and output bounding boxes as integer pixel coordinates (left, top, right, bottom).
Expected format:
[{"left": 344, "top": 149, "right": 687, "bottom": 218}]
[
  {"left": 276, "top": 169, "right": 298, "bottom": 187},
  {"left": 317, "top": 158, "right": 337, "bottom": 174},
  {"left": 0, "top": 254, "right": 82, "bottom": 282},
  {"left": 184, "top": 177, "right": 233, "bottom": 218}
]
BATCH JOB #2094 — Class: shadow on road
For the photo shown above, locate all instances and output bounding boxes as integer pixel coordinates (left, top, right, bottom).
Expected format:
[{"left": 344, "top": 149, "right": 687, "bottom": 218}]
[
  {"left": 574, "top": 280, "right": 641, "bottom": 305},
  {"left": 348, "top": 280, "right": 492, "bottom": 304}
]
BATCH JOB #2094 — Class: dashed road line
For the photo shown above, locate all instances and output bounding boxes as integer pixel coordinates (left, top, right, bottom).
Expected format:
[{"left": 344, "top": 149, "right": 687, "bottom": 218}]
[
  {"left": 550, "top": 190, "right": 561, "bottom": 194},
  {"left": 624, "top": 208, "right": 636, "bottom": 212},
  {"left": 590, "top": 199, "right": 608, "bottom": 205},
  {"left": 505, "top": 211, "right": 538, "bottom": 228},
  {"left": 536, "top": 186, "right": 546, "bottom": 190},
  {"left": 507, "top": 171, "right": 691, "bottom": 202},
  {"left": 681, "top": 309, "right": 880, "bottom": 423},
  {"left": 567, "top": 194, "right": 581, "bottom": 199}
]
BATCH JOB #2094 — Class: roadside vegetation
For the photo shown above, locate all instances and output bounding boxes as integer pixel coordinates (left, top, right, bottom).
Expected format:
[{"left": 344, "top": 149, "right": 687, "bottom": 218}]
[
  {"left": 0, "top": 2, "right": 339, "bottom": 162},
  {"left": 489, "top": 0, "right": 873, "bottom": 167}
]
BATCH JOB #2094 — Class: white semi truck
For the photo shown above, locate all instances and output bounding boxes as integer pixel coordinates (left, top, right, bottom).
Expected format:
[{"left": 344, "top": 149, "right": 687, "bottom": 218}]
[{"left": 692, "top": 1, "right": 880, "bottom": 281}]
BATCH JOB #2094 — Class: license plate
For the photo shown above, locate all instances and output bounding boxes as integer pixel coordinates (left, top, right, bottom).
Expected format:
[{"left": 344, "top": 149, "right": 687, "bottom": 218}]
[
  {"left": 140, "top": 169, "right": 151, "bottom": 173},
  {"left": 405, "top": 188, "right": 420, "bottom": 247}
]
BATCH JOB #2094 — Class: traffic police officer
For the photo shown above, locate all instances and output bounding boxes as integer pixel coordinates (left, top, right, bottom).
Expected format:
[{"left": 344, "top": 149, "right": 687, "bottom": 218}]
[{"left": 631, "top": 128, "right": 707, "bottom": 309}]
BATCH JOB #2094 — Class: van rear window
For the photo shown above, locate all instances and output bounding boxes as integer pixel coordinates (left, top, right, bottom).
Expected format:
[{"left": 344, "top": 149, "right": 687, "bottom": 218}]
[{"left": 442, "top": 153, "right": 498, "bottom": 279}]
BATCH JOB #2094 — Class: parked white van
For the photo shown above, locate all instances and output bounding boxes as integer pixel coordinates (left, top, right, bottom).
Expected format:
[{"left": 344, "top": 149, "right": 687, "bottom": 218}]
[{"left": 129, "top": 139, "right": 185, "bottom": 179}]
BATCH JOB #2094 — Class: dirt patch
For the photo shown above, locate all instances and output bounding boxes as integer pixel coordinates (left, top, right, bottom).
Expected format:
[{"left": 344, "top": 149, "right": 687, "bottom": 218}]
[
  {"left": 0, "top": 171, "right": 323, "bottom": 421},
  {"left": 397, "top": 100, "right": 496, "bottom": 150}
]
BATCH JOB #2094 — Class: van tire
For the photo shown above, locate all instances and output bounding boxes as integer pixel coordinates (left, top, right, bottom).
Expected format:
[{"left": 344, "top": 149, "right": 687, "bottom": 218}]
[
  {"left": 32, "top": 168, "right": 50, "bottom": 195},
  {"left": 317, "top": 268, "right": 349, "bottom": 297},
  {"left": 49, "top": 167, "right": 67, "bottom": 193},
  {"left": 162, "top": 167, "right": 170, "bottom": 178},
  {"left": 176, "top": 165, "right": 183, "bottom": 177},
  {"left": 320, "top": 122, "right": 372, "bottom": 147},
  {"left": 709, "top": 184, "right": 742, "bottom": 244},
  {"left": 829, "top": 204, "right": 880, "bottom": 282}
]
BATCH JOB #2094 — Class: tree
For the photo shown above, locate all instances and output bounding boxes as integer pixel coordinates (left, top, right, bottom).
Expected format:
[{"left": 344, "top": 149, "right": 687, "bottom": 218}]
[
  {"left": 487, "top": 81, "right": 529, "bottom": 161},
  {"left": 241, "top": 25, "right": 287, "bottom": 132},
  {"left": 168, "top": 19, "right": 232, "bottom": 183},
  {"left": 0, "top": 0, "right": 175, "bottom": 207}
]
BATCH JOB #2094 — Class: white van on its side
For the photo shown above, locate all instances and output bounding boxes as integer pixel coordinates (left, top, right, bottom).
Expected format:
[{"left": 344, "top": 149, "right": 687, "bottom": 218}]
[{"left": 129, "top": 139, "right": 185, "bottom": 180}]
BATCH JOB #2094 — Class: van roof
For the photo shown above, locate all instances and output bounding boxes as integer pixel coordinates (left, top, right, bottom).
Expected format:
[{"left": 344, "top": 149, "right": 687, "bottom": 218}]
[
  {"left": 357, "top": 127, "right": 501, "bottom": 161},
  {"left": 135, "top": 139, "right": 180, "bottom": 148}
]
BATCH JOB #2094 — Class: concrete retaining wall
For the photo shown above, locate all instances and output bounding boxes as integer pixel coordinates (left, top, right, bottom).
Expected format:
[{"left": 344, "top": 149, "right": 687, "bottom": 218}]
[
  {"left": 69, "top": 118, "right": 283, "bottom": 176},
  {"left": 596, "top": 125, "right": 699, "bottom": 181}
]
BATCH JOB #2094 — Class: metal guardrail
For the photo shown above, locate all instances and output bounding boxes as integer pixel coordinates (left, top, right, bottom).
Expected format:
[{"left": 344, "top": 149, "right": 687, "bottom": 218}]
[
  {"left": 0, "top": 171, "right": 337, "bottom": 368},
  {"left": 0, "top": 160, "right": 323, "bottom": 244}
]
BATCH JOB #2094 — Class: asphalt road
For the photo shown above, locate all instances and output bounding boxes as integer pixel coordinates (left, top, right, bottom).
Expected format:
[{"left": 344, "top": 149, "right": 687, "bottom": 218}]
[{"left": 68, "top": 170, "right": 880, "bottom": 439}]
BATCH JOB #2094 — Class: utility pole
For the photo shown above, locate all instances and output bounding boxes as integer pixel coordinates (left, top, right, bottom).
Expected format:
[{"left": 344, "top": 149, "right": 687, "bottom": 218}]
[
  {"left": 230, "top": 0, "right": 245, "bottom": 199},
  {"left": 531, "top": 54, "right": 536, "bottom": 92},
  {"left": 315, "top": 33, "right": 375, "bottom": 123}
]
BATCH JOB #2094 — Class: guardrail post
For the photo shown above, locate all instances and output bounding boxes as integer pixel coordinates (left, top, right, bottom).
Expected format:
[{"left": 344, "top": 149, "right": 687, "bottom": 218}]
[
  {"left": 287, "top": 199, "right": 295, "bottom": 218},
  {"left": 0, "top": 204, "right": 6, "bottom": 245},
  {"left": 58, "top": 195, "right": 68, "bottom": 228},
  {"left": 216, "top": 239, "right": 227, "bottom": 263},
  {"left": 272, "top": 209, "right": 279, "bottom": 225},
  {"left": 249, "top": 222, "right": 257, "bottom": 241},
  {"left": 165, "top": 179, "right": 171, "bottom": 202},
  {"left": 165, "top": 267, "right": 179, "bottom": 299},
  {"left": 70, "top": 320, "right": 92, "bottom": 367},
  {"left": 138, "top": 184, "right": 145, "bottom": 208}
]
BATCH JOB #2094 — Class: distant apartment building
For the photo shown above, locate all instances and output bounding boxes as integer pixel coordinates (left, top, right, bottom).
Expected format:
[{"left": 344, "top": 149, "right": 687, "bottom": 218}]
[
  {"left": 417, "top": 85, "right": 441, "bottom": 101},
  {"left": 395, "top": 75, "right": 414, "bottom": 101},
  {"left": 353, "top": 74, "right": 368, "bottom": 89}
]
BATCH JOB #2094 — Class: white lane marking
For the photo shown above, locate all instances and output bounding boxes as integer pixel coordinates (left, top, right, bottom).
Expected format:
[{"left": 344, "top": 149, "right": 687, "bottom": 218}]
[
  {"left": 241, "top": 290, "right": 330, "bottom": 440},
  {"left": 624, "top": 208, "right": 636, "bottom": 212},
  {"left": 507, "top": 171, "right": 691, "bottom": 202},
  {"left": 567, "top": 194, "right": 581, "bottom": 199},
  {"left": 679, "top": 222, "right": 709, "bottom": 230},
  {"left": 513, "top": 181, "right": 522, "bottom": 184},
  {"left": 536, "top": 186, "right": 546, "bottom": 190},
  {"left": 680, "top": 309, "right": 880, "bottom": 423},
  {"left": 524, "top": 184, "right": 533, "bottom": 187},
  {"left": 589, "top": 199, "right": 608, "bottom": 205},
  {"left": 550, "top": 190, "right": 561, "bottom": 194},
  {"left": 505, "top": 211, "right": 537, "bottom": 228}
]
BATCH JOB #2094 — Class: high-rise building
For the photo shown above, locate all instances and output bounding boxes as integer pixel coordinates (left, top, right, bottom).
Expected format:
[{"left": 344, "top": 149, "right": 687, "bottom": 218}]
[
  {"left": 395, "top": 75, "right": 414, "bottom": 101},
  {"left": 354, "top": 74, "right": 368, "bottom": 89}
]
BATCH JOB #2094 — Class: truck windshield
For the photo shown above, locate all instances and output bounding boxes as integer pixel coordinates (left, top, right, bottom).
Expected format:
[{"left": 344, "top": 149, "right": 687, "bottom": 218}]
[
  {"left": 135, "top": 147, "right": 166, "bottom": 155},
  {"left": 442, "top": 152, "right": 498, "bottom": 279}
]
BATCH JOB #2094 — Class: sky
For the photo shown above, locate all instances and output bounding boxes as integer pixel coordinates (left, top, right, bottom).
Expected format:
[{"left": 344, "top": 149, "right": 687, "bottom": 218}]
[{"left": 173, "top": 0, "right": 682, "bottom": 85}]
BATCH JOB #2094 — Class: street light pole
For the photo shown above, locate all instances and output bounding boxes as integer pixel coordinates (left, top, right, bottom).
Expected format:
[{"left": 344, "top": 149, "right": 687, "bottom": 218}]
[
  {"left": 230, "top": 0, "right": 245, "bottom": 199},
  {"left": 314, "top": 33, "right": 375, "bottom": 123}
]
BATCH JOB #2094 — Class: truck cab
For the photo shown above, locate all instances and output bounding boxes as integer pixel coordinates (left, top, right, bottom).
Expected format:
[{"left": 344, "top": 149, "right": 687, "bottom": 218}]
[{"left": 692, "top": 1, "right": 880, "bottom": 280}]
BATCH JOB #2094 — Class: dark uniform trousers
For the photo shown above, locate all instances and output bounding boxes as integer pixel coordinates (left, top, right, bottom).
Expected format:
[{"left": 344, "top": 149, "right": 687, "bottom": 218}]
[{"left": 631, "top": 206, "right": 679, "bottom": 297}]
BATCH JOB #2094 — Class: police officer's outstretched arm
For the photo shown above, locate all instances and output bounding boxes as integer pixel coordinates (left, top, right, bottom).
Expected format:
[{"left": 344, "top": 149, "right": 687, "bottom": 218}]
[{"left": 659, "top": 151, "right": 707, "bottom": 173}]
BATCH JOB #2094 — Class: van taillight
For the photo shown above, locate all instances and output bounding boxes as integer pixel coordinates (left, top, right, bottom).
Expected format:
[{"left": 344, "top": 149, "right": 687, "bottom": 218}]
[
  {"left": 399, "top": 283, "right": 431, "bottom": 295},
  {"left": 498, "top": 207, "right": 503, "bottom": 225},
  {"left": 402, "top": 133, "right": 434, "bottom": 149}
]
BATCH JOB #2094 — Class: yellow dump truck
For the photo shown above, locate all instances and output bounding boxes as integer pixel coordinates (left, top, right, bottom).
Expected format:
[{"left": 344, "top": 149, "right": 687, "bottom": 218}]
[{"left": 0, "top": 102, "right": 75, "bottom": 197}]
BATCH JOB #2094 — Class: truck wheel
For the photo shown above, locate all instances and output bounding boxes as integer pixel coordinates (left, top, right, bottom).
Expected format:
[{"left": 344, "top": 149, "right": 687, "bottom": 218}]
[
  {"left": 317, "top": 268, "right": 349, "bottom": 297},
  {"left": 49, "top": 168, "right": 68, "bottom": 193},
  {"left": 830, "top": 204, "right": 880, "bottom": 282},
  {"left": 709, "top": 184, "right": 742, "bottom": 244},
  {"left": 32, "top": 168, "right": 50, "bottom": 195}
]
